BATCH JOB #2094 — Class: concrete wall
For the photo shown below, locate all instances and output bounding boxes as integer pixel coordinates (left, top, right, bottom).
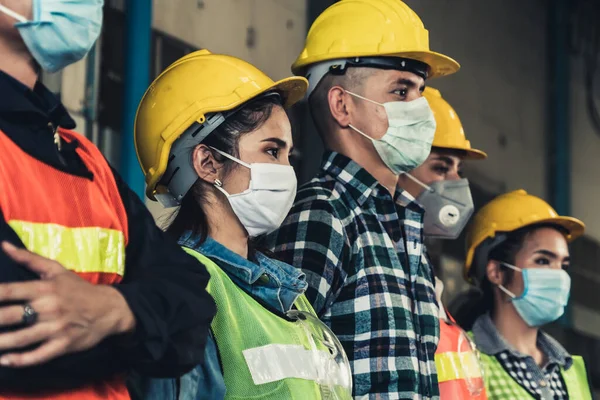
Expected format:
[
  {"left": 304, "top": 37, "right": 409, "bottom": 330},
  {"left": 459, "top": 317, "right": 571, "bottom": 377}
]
[
  {"left": 152, "top": 0, "right": 307, "bottom": 81},
  {"left": 570, "top": 57, "right": 600, "bottom": 241},
  {"left": 404, "top": 0, "right": 548, "bottom": 198}
]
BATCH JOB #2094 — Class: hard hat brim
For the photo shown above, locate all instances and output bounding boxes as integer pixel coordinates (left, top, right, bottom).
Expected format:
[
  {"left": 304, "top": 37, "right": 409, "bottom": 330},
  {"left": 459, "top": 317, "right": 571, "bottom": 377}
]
[
  {"left": 271, "top": 76, "right": 309, "bottom": 109},
  {"left": 392, "top": 50, "right": 460, "bottom": 79},
  {"left": 530, "top": 216, "right": 586, "bottom": 242},
  {"left": 433, "top": 144, "right": 488, "bottom": 160},
  {"left": 463, "top": 148, "right": 488, "bottom": 160},
  {"left": 293, "top": 50, "right": 460, "bottom": 79}
]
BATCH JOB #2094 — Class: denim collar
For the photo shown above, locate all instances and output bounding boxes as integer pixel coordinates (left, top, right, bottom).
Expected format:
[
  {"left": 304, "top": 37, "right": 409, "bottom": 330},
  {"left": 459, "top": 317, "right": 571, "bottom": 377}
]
[
  {"left": 178, "top": 232, "right": 307, "bottom": 313},
  {"left": 472, "top": 313, "right": 572, "bottom": 369}
]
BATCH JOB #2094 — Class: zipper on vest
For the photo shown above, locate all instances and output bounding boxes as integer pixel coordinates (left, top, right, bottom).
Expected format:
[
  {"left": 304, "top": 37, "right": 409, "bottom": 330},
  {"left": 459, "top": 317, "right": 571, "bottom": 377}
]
[{"left": 49, "top": 122, "right": 62, "bottom": 152}]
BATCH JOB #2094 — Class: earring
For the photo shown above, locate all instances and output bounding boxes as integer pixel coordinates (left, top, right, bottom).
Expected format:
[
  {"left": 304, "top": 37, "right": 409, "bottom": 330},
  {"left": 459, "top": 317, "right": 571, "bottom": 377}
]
[{"left": 214, "top": 179, "right": 223, "bottom": 187}]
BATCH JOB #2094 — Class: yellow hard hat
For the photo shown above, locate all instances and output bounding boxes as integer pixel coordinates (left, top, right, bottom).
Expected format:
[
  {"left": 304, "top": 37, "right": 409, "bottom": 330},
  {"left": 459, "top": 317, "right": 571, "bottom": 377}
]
[
  {"left": 293, "top": 0, "right": 459, "bottom": 79},
  {"left": 423, "top": 87, "right": 487, "bottom": 160},
  {"left": 135, "top": 49, "right": 308, "bottom": 201},
  {"left": 464, "top": 190, "right": 585, "bottom": 279}
]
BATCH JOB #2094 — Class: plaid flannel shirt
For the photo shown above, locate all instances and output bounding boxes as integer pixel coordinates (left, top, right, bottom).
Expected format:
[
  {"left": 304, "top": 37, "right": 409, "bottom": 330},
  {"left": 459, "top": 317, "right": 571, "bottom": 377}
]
[{"left": 266, "top": 151, "right": 440, "bottom": 399}]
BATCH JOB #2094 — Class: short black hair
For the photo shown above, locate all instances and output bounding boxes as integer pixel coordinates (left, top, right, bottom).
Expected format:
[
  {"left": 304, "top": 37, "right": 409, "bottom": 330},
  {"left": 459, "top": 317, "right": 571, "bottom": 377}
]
[{"left": 308, "top": 67, "right": 376, "bottom": 140}]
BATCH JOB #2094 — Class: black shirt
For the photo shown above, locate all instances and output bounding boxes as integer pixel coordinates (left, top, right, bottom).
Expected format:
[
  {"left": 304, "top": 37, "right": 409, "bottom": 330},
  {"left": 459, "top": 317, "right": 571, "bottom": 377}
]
[{"left": 0, "top": 71, "right": 216, "bottom": 391}]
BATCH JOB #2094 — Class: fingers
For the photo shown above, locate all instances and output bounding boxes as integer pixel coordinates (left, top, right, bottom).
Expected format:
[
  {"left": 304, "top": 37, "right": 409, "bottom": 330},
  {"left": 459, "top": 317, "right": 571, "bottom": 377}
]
[
  {"left": 0, "top": 322, "right": 61, "bottom": 352},
  {"left": 0, "top": 297, "right": 63, "bottom": 327},
  {"left": 0, "top": 338, "right": 69, "bottom": 368},
  {"left": 0, "top": 304, "right": 28, "bottom": 327},
  {"left": 0, "top": 280, "right": 54, "bottom": 303},
  {"left": 1, "top": 242, "right": 65, "bottom": 278}
]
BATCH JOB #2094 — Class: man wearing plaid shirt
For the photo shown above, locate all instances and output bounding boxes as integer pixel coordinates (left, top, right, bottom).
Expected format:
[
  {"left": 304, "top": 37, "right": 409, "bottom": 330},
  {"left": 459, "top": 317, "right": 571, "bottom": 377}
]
[{"left": 265, "top": 1, "right": 460, "bottom": 398}]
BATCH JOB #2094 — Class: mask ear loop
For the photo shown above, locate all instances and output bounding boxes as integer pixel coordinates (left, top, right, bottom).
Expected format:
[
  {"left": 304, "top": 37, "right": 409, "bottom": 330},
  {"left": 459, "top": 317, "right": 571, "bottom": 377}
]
[
  {"left": 0, "top": 5, "right": 27, "bottom": 23},
  {"left": 344, "top": 90, "right": 383, "bottom": 106},
  {"left": 208, "top": 147, "right": 251, "bottom": 197},
  {"left": 344, "top": 90, "right": 387, "bottom": 142},
  {"left": 400, "top": 172, "right": 435, "bottom": 193},
  {"left": 209, "top": 147, "right": 251, "bottom": 169},
  {"left": 496, "top": 262, "right": 522, "bottom": 299}
]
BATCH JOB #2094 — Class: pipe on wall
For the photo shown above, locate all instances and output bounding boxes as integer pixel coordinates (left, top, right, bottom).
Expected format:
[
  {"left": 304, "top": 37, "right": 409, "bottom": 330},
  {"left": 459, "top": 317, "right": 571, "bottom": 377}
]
[
  {"left": 120, "top": 0, "right": 152, "bottom": 199},
  {"left": 548, "top": 0, "right": 570, "bottom": 215},
  {"left": 548, "top": 0, "right": 571, "bottom": 326}
]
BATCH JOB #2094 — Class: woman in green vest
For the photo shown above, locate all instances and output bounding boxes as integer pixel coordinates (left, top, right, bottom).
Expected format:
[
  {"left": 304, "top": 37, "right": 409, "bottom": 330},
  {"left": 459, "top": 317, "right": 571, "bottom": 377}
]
[
  {"left": 131, "top": 50, "right": 353, "bottom": 399},
  {"left": 453, "top": 190, "right": 592, "bottom": 400}
]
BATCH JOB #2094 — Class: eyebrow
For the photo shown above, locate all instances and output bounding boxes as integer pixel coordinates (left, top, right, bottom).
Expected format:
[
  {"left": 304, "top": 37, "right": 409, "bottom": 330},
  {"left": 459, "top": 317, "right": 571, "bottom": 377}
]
[
  {"left": 261, "top": 137, "right": 293, "bottom": 153},
  {"left": 391, "top": 78, "right": 423, "bottom": 91},
  {"left": 431, "top": 155, "right": 457, "bottom": 166},
  {"left": 534, "top": 249, "right": 570, "bottom": 262},
  {"left": 261, "top": 137, "right": 288, "bottom": 147}
]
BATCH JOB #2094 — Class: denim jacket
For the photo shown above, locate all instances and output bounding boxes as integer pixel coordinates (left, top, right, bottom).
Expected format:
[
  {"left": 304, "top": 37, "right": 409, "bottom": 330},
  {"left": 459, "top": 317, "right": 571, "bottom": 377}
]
[{"left": 131, "top": 233, "right": 308, "bottom": 400}]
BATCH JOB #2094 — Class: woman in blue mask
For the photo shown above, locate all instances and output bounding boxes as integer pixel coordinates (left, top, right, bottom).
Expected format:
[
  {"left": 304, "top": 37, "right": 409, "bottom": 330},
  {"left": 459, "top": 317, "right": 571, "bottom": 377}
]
[
  {"left": 131, "top": 50, "right": 352, "bottom": 400},
  {"left": 452, "top": 190, "right": 591, "bottom": 400}
]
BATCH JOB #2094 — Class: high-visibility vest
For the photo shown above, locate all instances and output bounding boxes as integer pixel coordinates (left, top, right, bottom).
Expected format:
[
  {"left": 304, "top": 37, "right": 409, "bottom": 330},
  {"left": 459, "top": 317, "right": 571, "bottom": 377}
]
[
  {"left": 480, "top": 351, "right": 591, "bottom": 399},
  {"left": 183, "top": 247, "right": 352, "bottom": 399},
  {"left": 0, "top": 128, "right": 130, "bottom": 400},
  {"left": 435, "top": 315, "right": 487, "bottom": 400}
]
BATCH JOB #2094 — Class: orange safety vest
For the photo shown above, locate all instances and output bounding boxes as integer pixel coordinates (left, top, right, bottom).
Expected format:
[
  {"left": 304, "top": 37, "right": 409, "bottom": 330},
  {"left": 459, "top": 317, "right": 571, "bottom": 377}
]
[
  {"left": 0, "top": 128, "right": 130, "bottom": 400},
  {"left": 435, "top": 313, "right": 487, "bottom": 400}
]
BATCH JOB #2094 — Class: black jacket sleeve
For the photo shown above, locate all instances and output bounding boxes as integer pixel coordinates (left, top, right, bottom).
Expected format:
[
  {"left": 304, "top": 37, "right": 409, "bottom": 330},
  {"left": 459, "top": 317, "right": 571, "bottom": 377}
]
[
  {"left": 0, "top": 172, "right": 215, "bottom": 390},
  {"left": 0, "top": 211, "right": 128, "bottom": 390},
  {"left": 110, "top": 169, "right": 216, "bottom": 377}
]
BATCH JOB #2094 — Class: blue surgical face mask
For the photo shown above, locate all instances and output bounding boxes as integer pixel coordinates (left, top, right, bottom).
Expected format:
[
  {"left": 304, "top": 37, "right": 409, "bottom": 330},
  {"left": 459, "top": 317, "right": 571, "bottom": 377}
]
[
  {"left": 345, "top": 90, "right": 436, "bottom": 175},
  {"left": 0, "top": 0, "right": 104, "bottom": 73},
  {"left": 497, "top": 262, "right": 571, "bottom": 327}
]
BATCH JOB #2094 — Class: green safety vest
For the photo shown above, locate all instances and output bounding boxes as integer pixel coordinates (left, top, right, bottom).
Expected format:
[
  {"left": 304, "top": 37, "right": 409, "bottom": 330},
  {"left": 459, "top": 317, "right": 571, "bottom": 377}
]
[
  {"left": 479, "top": 350, "right": 591, "bottom": 400},
  {"left": 184, "top": 248, "right": 351, "bottom": 400}
]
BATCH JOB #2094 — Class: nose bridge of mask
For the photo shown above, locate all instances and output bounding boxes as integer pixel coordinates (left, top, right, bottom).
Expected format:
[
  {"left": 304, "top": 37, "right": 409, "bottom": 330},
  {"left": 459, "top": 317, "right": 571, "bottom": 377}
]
[
  {"left": 0, "top": 4, "right": 27, "bottom": 23},
  {"left": 346, "top": 90, "right": 433, "bottom": 136},
  {"left": 210, "top": 147, "right": 297, "bottom": 197}
]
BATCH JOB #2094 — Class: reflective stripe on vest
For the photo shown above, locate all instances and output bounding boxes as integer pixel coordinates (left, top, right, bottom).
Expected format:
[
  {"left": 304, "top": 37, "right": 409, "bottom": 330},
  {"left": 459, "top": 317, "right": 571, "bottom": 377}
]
[
  {"left": 8, "top": 221, "right": 125, "bottom": 281},
  {"left": 0, "top": 128, "right": 129, "bottom": 399},
  {"left": 436, "top": 318, "right": 487, "bottom": 399},
  {"left": 436, "top": 351, "right": 482, "bottom": 382},
  {"left": 184, "top": 248, "right": 352, "bottom": 400},
  {"left": 243, "top": 343, "right": 348, "bottom": 387}
]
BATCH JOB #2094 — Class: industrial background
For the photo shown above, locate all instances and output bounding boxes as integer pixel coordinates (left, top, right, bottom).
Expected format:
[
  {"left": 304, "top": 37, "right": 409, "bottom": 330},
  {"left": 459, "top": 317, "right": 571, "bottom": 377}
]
[{"left": 43, "top": 0, "right": 600, "bottom": 395}]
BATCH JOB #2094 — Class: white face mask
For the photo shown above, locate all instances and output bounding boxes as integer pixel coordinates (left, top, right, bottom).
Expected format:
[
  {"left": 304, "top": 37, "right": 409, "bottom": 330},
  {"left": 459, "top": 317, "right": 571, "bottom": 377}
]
[
  {"left": 211, "top": 148, "right": 297, "bottom": 237},
  {"left": 345, "top": 91, "right": 436, "bottom": 175}
]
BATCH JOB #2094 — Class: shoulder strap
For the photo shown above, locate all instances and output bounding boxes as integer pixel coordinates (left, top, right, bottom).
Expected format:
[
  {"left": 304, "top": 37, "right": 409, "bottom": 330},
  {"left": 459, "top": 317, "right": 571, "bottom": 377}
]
[{"left": 562, "top": 355, "right": 592, "bottom": 400}]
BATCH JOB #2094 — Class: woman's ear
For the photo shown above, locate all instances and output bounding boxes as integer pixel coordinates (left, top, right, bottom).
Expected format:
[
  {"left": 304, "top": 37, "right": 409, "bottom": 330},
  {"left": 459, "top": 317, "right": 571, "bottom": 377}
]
[
  {"left": 192, "top": 144, "right": 220, "bottom": 184},
  {"left": 486, "top": 260, "right": 503, "bottom": 286}
]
